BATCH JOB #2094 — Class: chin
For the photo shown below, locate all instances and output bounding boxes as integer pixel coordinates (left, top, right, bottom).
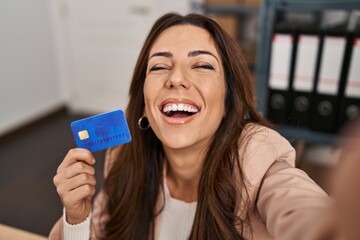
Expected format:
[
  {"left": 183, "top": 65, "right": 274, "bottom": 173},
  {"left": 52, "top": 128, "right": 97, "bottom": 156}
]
[{"left": 160, "top": 136, "right": 193, "bottom": 150}]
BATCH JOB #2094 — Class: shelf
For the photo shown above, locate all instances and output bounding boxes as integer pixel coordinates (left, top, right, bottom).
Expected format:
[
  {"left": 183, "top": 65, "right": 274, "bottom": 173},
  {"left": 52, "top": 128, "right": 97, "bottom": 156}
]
[
  {"left": 269, "top": 0, "right": 360, "bottom": 11},
  {"left": 193, "top": 3, "right": 259, "bottom": 14},
  {"left": 255, "top": 0, "right": 360, "bottom": 144},
  {"left": 194, "top": 0, "right": 360, "bottom": 145},
  {"left": 277, "top": 125, "right": 341, "bottom": 145}
]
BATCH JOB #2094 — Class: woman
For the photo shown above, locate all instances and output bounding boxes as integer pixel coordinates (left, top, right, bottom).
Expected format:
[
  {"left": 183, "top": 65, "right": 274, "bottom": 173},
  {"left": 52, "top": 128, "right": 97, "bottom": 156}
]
[{"left": 50, "top": 13, "right": 332, "bottom": 239}]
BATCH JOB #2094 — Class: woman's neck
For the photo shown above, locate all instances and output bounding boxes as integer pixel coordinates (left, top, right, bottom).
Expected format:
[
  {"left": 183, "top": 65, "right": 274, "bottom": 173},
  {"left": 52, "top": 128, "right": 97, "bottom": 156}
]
[{"left": 164, "top": 146, "right": 205, "bottom": 203}]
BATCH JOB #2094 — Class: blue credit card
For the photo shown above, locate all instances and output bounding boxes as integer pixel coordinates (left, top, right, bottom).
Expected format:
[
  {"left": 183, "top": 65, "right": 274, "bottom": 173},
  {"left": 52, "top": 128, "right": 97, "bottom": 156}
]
[{"left": 70, "top": 109, "right": 131, "bottom": 152}]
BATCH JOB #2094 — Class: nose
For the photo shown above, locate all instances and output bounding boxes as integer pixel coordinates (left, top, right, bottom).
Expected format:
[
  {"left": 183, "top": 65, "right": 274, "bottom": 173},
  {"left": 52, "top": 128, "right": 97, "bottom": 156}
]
[{"left": 165, "top": 66, "right": 191, "bottom": 89}]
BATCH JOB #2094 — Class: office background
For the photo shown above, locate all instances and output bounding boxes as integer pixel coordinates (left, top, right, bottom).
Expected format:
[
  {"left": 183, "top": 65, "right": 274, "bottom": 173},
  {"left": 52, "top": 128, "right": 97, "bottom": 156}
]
[{"left": 0, "top": 0, "right": 359, "bottom": 237}]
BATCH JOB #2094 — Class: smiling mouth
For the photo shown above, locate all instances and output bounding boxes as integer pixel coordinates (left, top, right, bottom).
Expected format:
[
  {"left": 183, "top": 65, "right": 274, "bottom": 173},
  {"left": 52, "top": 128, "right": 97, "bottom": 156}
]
[{"left": 161, "top": 103, "right": 199, "bottom": 118}]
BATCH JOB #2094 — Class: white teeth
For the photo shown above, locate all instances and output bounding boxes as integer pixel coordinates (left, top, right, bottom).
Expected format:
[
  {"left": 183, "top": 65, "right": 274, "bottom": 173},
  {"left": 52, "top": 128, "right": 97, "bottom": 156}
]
[{"left": 162, "top": 103, "right": 199, "bottom": 113}]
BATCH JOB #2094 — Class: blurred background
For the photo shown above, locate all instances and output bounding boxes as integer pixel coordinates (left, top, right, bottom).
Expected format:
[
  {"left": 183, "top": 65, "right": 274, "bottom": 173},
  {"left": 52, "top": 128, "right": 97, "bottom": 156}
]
[{"left": 0, "top": 0, "right": 359, "bottom": 237}]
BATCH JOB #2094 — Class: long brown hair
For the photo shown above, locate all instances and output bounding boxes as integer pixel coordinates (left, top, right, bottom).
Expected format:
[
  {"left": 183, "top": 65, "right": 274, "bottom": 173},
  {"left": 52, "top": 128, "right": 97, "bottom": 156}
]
[{"left": 103, "top": 13, "right": 264, "bottom": 240}]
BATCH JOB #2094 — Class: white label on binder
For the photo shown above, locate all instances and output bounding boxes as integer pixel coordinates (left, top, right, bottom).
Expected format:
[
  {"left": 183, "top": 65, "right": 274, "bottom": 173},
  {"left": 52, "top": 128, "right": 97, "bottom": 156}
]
[
  {"left": 269, "top": 34, "right": 292, "bottom": 90},
  {"left": 318, "top": 36, "right": 346, "bottom": 95},
  {"left": 345, "top": 38, "right": 360, "bottom": 98},
  {"left": 293, "top": 35, "right": 319, "bottom": 92}
]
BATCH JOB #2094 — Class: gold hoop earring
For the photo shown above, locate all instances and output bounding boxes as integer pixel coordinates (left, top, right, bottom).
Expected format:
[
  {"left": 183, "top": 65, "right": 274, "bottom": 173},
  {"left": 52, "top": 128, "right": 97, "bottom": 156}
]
[{"left": 138, "top": 115, "right": 150, "bottom": 130}]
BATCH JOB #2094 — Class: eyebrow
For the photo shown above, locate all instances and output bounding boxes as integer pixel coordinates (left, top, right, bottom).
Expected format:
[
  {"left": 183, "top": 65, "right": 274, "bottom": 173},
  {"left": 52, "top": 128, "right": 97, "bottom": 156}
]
[
  {"left": 188, "top": 50, "right": 219, "bottom": 62},
  {"left": 149, "top": 51, "right": 173, "bottom": 59},
  {"left": 149, "top": 50, "right": 219, "bottom": 62}
]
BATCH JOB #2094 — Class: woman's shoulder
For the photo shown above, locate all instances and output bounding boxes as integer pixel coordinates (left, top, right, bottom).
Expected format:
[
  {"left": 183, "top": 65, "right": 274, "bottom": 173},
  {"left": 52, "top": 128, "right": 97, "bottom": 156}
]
[
  {"left": 239, "top": 123, "right": 296, "bottom": 184},
  {"left": 242, "top": 123, "right": 286, "bottom": 143},
  {"left": 240, "top": 123, "right": 293, "bottom": 151}
]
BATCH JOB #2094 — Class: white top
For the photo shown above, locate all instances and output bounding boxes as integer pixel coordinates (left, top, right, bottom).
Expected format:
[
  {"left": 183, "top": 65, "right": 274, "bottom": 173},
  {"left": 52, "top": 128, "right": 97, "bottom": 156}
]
[
  {"left": 157, "top": 178, "right": 197, "bottom": 240},
  {"left": 63, "top": 208, "right": 91, "bottom": 240},
  {"left": 63, "top": 180, "right": 197, "bottom": 240}
]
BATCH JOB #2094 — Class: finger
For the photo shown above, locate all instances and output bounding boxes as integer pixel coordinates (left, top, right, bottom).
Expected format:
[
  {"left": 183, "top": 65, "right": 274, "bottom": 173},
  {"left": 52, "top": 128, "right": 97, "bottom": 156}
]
[
  {"left": 58, "top": 148, "right": 95, "bottom": 172},
  {"left": 54, "top": 162, "right": 95, "bottom": 190},
  {"left": 63, "top": 184, "right": 96, "bottom": 206},
  {"left": 54, "top": 161, "right": 94, "bottom": 186},
  {"left": 57, "top": 173, "right": 96, "bottom": 194},
  {"left": 63, "top": 161, "right": 95, "bottom": 179}
]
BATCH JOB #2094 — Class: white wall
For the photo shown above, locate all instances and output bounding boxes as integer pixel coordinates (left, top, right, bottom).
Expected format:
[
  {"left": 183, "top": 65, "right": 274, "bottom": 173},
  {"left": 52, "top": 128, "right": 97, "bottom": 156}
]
[
  {"left": 0, "top": 0, "right": 193, "bottom": 136},
  {"left": 0, "top": 0, "right": 66, "bottom": 136},
  {"left": 61, "top": 0, "right": 192, "bottom": 114}
]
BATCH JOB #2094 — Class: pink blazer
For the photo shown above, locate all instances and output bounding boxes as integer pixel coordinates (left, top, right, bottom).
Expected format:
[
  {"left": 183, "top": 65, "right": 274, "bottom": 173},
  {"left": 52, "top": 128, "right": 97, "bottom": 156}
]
[{"left": 49, "top": 124, "right": 334, "bottom": 239}]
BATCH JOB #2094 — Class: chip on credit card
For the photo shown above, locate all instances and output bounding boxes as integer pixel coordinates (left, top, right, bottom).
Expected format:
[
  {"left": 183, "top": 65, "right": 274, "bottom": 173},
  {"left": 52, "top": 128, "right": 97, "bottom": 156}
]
[{"left": 70, "top": 109, "right": 131, "bottom": 152}]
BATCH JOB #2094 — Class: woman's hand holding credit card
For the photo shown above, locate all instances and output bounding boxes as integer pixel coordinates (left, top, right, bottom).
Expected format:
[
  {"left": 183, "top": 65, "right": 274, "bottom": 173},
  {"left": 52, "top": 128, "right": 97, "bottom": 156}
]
[{"left": 53, "top": 110, "right": 132, "bottom": 224}]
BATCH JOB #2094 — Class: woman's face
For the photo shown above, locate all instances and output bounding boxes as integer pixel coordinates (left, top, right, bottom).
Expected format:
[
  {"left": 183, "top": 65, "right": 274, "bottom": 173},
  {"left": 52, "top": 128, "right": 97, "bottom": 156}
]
[{"left": 143, "top": 25, "right": 226, "bottom": 151}]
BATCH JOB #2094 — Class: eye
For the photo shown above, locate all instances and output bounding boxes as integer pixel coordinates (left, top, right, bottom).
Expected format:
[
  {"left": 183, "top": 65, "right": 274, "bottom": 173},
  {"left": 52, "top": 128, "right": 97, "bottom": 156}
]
[
  {"left": 193, "top": 64, "right": 215, "bottom": 70},
  {"left": 149, "top": 65, "right": 169, "bottom": 72}
]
